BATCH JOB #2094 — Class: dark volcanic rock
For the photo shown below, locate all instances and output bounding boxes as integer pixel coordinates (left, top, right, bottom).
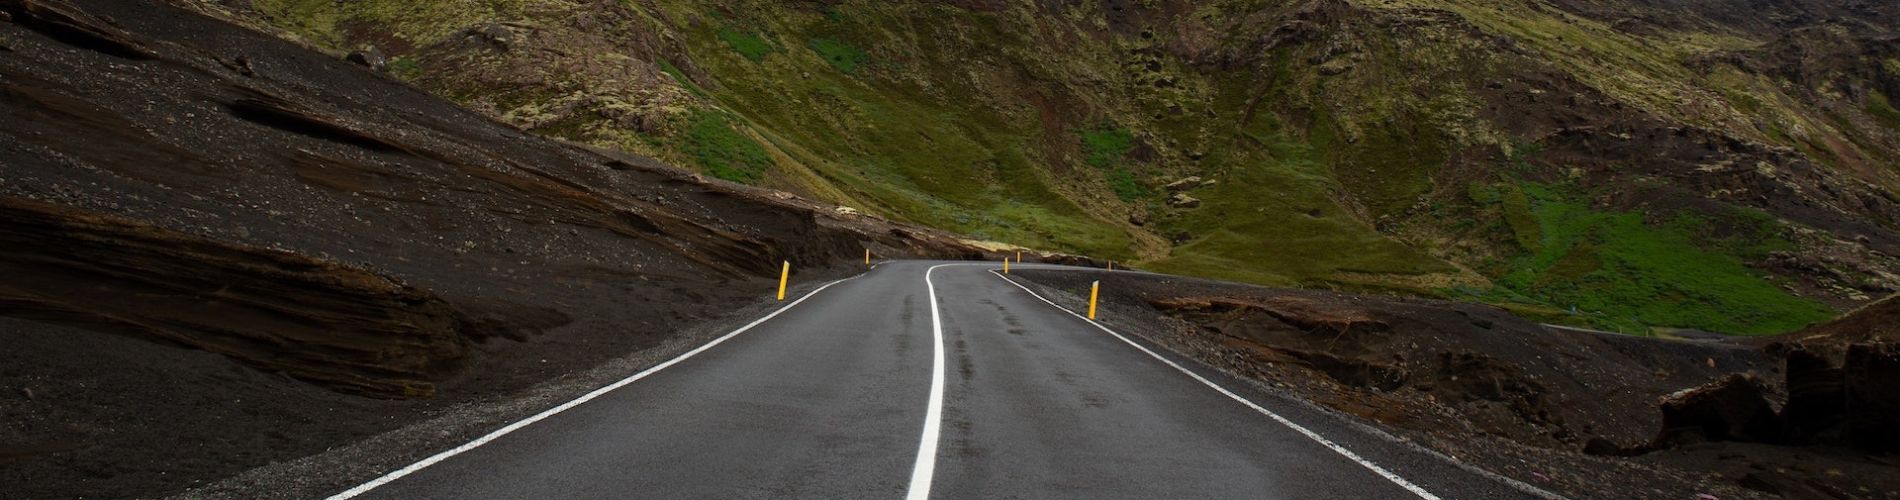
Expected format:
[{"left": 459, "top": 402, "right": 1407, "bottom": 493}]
[
  {"left": 1654, "top": 374, "right": 1785, "bottom": 446},
  {"left": 0, "top": 0, "right": 1016, "bottom": 495},
  {"left": 1781, "top": 349, "right": 1846, "bottom": 442},
  {"left": 1844, "top": 344, "right": 1900, "bottom": 452},
  {"left": 0, "top": 0, "right": 153, "bottom": 60},
  {"left": 0, "top": 198, "right": 471, "bottom": 398},
  {"left": 346, "top": 47, "right": 387, "bottom": 72}
]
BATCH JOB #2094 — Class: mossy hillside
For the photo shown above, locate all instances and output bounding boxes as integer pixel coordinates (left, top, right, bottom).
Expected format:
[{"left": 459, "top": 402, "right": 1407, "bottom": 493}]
[
  {"left": 232, "top": 0, "right": 1499, "bottom": 278},
  {"left": 717, "top": 28, "right": 773, "bottom": 62},
  {"left": 1368, "top": 0, "right": 1900, "bottom": 186},
  {"left": 682, "top": 110, "right": 771, "bottom": 183},
  {"left": 250, "top": 0, "right": 537, "bottom": 48},
  {"left": 215, "top": 0, "right": 1896, "bottom": 336},
  {"left": 650, "top": 1, "right": 1505, "bottom": 290},
  {"left": 658, "top": 2, "right": 1141, "bottom": 257},
  {"left": 1482, "top": 181, "right": 1832, "bottom": 335},
  {"left": 1146, "top": 128, "right": 1456, "bottom": 287}
]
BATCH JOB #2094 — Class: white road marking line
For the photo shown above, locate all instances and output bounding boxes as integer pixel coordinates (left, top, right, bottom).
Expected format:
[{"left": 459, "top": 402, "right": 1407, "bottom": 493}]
[
  {"left": 326, "top": 273, "right": 865, "bottom": 499},
  {"left": 904, "top": 264, "right": 952, "bottom": 500},
  {"left": 989, "top": 270, "right": 1442, "bottom": 500}
]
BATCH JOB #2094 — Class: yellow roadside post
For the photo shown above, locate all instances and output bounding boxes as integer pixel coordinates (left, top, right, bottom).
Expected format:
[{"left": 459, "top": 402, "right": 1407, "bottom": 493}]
[
  {"left": 1108, "top": 260, "right": 1114, "bottom": 271},
  {"left": 1016, "top": 250, "right": 1022, "bottom": 262},
  {"left": 1088, "top": 280, "right": 1100, "bottom": 319},
  {"left": 777, "top": 261, "right": 790, "bottom": 301},
  {"left": 864, "top": 248, "right": 871, "bottom": 265},
  {"left": 1003, "top": 256, "right": 1010, "bottom": 274}
]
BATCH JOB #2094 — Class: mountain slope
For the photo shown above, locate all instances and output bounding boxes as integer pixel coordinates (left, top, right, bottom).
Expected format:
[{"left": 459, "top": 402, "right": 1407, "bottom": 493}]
[
  {"left": 0, "top": 0, "right": 1001, "bottom": 495},
  {"left": 183, "top": 0, "right": 1900, "bottom": 334}
]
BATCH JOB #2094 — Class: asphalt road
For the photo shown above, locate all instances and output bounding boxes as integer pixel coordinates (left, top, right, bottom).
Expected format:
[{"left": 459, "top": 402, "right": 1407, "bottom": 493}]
[{"left": 338, "top": 261, "right": 1540, "bottom": 499}]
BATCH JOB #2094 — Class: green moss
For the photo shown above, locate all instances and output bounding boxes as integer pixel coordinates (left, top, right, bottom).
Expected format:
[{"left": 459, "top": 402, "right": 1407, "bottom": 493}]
[
  {"left": 1079, "top": 126, "right": 1134, "bottom": 169},
  {"left": 1108, "top": 167, "right": 1146, "bottom": 201},
  {"left": 682, "top": 111, "right": 772, "bottom": 183},
  {"left": 717, "top": 28, "right": 773, "bottom": 62},
  {"left": 1496, "top": 182, "right": 1831, "bottom": 335},
  {"left": 1500, "top": 183, "right": 1540, "bottom": 251},
  {"left": 388, "top": 57, "right": 423, "bottom": 81},
  {"left": 807, "top": 37, "right": 868, "bottom": 74}
]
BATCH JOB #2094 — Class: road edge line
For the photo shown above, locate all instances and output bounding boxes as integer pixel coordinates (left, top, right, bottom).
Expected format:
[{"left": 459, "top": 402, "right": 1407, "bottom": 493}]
[
  {"left": 904, "top": 264, "right": 952, "bottom": 500},
  {"left": 988, "top": 270, "right": 1442, "bottom": 500},
  {"left": 326, "top": 272, "right": 866, "bottom": 499}
]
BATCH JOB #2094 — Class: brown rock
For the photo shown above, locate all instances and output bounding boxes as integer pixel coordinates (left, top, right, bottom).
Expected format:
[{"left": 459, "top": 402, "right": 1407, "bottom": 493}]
[
  {"left": 1164, "top": 176, "right": 1204, "bottom": 191},
  {"left": 1653, "top": 373, "right": 1786, "bottom": 446},
  {"left": 1168, "top": 192, "right": 1201, "bottom": 208}
]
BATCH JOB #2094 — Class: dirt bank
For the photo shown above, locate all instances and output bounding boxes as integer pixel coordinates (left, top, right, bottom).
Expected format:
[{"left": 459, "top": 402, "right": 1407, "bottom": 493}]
[{"left": 1010, "top": 269, "right": 1900, "bottom": 499}]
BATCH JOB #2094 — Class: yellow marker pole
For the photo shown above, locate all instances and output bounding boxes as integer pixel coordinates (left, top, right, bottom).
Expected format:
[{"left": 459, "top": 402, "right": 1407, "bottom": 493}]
[
  {"left": 777, "top": 261, "right": 790, "bottom": 301},
  {"left": 1003, "top": 256, "right": 1010, "bottom": 274},
  {"left": 1016, "top": 250, "right": 1022, "bottom": 262},
  {"left": 1088, "top": 280, "right": 1100, "bottom": 319},
  {"left": 1108, "top": 260, "right": 1114, "bottom": 271},
  {"left": 864, "top": 248, "right": 871, "bottom": 265}
]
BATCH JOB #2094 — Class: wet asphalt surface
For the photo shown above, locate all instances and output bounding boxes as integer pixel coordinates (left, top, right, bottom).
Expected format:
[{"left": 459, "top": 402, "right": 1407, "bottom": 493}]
[{"left": 351, "top": 261, "right": 1535, "bottom": 499}]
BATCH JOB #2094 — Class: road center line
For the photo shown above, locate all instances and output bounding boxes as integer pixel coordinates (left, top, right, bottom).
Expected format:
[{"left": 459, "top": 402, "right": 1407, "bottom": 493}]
[
  {"left": 904, "top": 264, "right": 952, "bottom": 500},
  {"left": 989, "top": 270, "right": 1442, "bottom": 500},
  {"left": 326, "top": 271, "right": 867, "bottom": 500}
]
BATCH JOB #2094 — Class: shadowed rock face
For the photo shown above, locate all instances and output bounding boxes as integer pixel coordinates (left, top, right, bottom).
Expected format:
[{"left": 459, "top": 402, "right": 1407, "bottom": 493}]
[
  {"left": 1648, "top": 343, "right": 1900, "bottom": 453},
  {"left": 1653, "top": 374, "right": 1787, "bottom": 446},
  {"left": 0, "top": 198, "right": 471, "bottom": 398}
]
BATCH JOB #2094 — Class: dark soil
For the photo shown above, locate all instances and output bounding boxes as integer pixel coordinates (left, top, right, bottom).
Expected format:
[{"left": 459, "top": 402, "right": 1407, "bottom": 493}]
[
  {"left": 0, "top": 0, "right": 1011, "bottom": 497},
  {"left": 1012, "top": 269, "right": 1900, "bottom": 499}
]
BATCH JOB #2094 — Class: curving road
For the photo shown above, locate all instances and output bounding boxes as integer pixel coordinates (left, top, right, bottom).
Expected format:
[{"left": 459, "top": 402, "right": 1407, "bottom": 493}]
[{"left": 334, "top": 261, "right": 1540, "bottom": 499}]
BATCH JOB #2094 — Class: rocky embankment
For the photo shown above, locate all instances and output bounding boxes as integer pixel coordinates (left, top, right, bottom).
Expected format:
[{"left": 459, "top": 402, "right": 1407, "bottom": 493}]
[{"left": 1011, "top": 269, "right": 1900, "bottom": 499}]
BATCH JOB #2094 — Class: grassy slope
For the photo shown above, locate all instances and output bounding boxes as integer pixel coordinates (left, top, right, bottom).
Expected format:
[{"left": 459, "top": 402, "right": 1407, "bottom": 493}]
[{"left": 227, "top": 0, "right": 1888, "bottom": 335}]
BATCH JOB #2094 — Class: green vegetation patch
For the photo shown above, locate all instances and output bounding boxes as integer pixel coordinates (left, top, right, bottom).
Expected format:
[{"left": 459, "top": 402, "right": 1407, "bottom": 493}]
[
  {"left": 807, "top": 37, "right": 869, "bottom": 74},
  {"left": 1107, "top": 167, "right": 1146, "bottom": 202},
  {"left": 1495, "top": 182, "right": 1831, "bottom": 335},
  {"left": 682, "top": 111, "right": 772, "bottom": 183},
  {"left": 388, "top": 57, "right": 423, "bottom": 81},
  {"left": 1079, "top": 126, "right": 1134, "bottom": 169},
  {"left": 1499, "top": 183, "right": 1540, "bottom": 251},
  {"left": 717, "top": 28, "right": 773, "bottom": 62}
]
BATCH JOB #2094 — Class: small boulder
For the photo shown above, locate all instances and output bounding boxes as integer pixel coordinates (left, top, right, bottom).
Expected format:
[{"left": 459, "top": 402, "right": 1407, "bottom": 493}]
[
  {"left": 346, "top": 48, "right": 387, "bottom": 73},
  {"left": 218, "top": 55, "right": 256, "bottom": 77},
  {"left": 1164, "top": 176, "right": 1204, "bottom": 192},
  {"left": 1167, "top": 192, "right": 1201, "bottom": 209},
  {"left": 468, "top": 24, "right": 516, "bottom": 51}
]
